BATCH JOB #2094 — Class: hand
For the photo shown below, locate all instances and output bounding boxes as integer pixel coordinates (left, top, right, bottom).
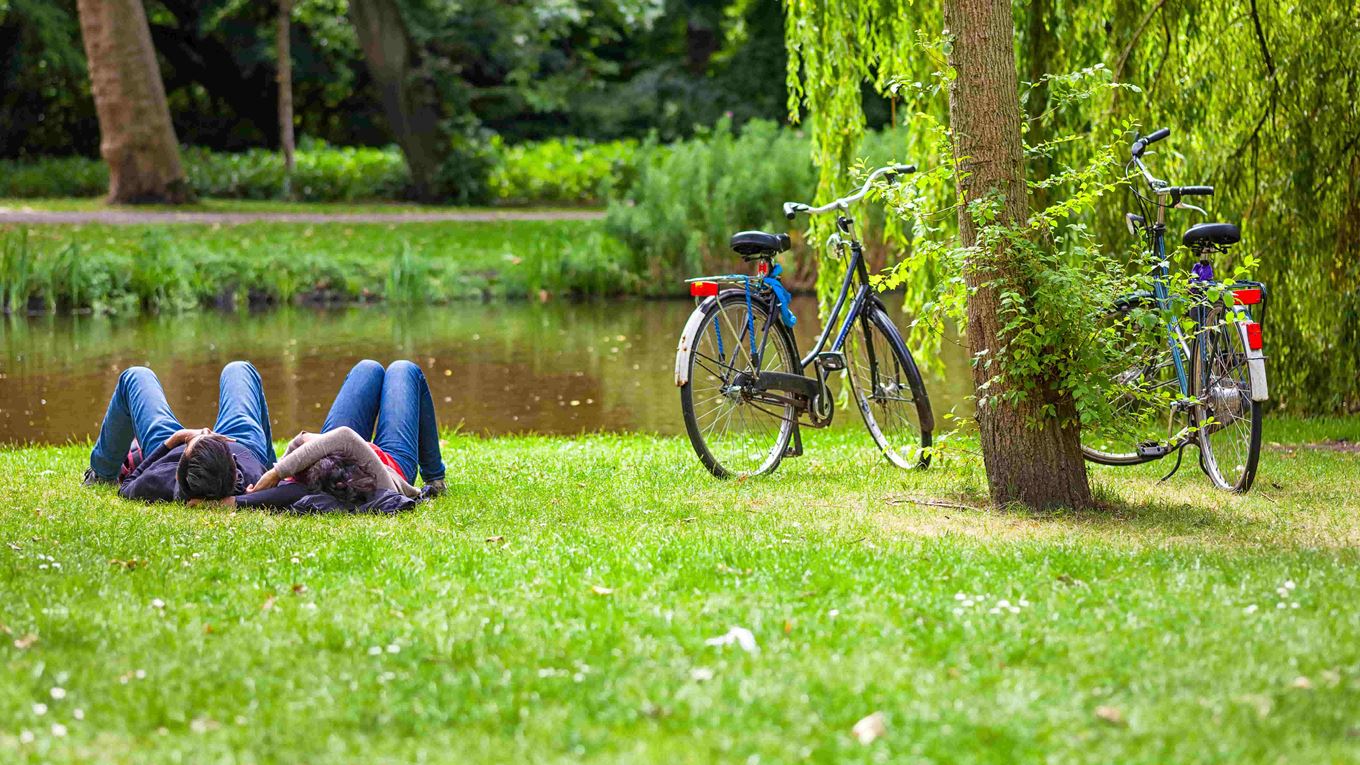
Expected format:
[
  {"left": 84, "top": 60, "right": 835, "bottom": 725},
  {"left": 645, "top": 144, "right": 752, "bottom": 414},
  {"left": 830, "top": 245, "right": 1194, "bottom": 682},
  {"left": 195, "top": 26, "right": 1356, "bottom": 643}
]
[
  {"left": 166, "top": 428, "right": 236, "bottom": 449},
  {"left": 246, "top": 468, "right": 280, "bottom": 494},
  {"left": 165, "top": 427, "right": 209, "bottom": 449}
]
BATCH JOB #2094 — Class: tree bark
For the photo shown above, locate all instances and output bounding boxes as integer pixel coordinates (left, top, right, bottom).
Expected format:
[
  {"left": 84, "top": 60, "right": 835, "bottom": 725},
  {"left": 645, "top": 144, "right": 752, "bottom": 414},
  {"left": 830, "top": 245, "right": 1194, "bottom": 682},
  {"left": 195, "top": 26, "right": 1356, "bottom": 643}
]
[
  {"left": 943, "top": 0, "right": 1093, "bottom": 509},
  {"left": 75, "top": 0, "right": 192, "bottom": 204},
  {"left": 277, "top": 0, "right": 296, "bottom": 198},
  {"left": 348, "top": 0, "right": 445, "bottom": 200}
]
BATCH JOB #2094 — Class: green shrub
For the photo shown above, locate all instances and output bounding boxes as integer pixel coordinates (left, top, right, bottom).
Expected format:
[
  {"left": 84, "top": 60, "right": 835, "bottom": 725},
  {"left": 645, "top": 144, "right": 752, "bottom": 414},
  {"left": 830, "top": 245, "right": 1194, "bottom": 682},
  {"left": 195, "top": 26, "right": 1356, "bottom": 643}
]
[
  {"left": 0, "top": 156, "right": 110, "bottom": 198},
  {"left": 489, "top": 136, "right": 644, "bottom": 206},
  {"left": 602, "top": 120, "right": 922, "bottom": 291},
  {"left": 0, "top": 137, "right": 643, "bottom": 205}
]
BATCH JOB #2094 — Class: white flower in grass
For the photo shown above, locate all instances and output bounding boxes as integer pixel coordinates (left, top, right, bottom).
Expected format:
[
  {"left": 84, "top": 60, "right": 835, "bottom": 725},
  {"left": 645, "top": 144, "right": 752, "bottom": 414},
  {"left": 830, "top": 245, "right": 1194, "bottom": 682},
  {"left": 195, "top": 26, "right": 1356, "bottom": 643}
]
[
  {"left": 50, "top": 687, "right": 65, "bottom": 700},
  {"left": 150, "top": 598, "right": 165, "bottom": 610},
  {"left": 19, "top": 730, "right": 34, "bottom": 744},
  {"left": 1244, "top": 604, "right": 1259, "bottom": 614},
  {"left": 386, "top": 643, "right": 400, "bottom": 654},
  {"left": 134, "top": 669, "right": 146, "bottom": 680},
  {"left": 32, "top": 703, "right": 47, "bottom": 716},
  {"left": 367, "top": 646, "right": 382, "bottom": 656},
  {"left": 1285, "top": 580, "right": 1296, "bottom": 590},
  {"left": 73, "top": 708, "right": 84, "bottom": 720},
  {"left": 51, "top": 723, "right": 67, "bottom": 737}
]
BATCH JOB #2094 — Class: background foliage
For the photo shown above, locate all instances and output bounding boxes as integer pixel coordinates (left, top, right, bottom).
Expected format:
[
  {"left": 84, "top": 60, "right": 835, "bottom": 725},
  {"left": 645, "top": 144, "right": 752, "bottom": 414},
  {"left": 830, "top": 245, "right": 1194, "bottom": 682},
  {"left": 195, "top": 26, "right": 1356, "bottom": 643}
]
[{"left": 783, "top": 0, "right": 1359, "bottom": 413}]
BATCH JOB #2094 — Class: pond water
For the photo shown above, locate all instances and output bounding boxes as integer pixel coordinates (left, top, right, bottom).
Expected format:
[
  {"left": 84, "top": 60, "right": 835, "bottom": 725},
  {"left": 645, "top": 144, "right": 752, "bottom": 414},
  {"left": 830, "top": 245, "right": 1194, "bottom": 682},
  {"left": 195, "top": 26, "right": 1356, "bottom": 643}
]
[{"left": 0, "top": 298, "right": 971, "bottom": 446}]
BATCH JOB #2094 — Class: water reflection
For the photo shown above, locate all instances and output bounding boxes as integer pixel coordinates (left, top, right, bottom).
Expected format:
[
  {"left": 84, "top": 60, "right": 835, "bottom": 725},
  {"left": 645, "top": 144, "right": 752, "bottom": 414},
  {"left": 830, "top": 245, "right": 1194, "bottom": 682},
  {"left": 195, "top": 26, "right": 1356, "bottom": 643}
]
[{"left": 0, "top": 298, "right": 971, "bottom": 446}]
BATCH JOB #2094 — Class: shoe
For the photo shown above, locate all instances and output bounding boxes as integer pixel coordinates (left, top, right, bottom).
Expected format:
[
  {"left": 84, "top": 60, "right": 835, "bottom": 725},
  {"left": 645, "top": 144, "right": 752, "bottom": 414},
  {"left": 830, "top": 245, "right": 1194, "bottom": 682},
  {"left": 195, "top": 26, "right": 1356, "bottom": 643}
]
[
  {"left": 420, "top": 479, "right": 446, "bottom": 499},
  {"left": 83, "top": 467, "right": 116, "bottom": 487}
]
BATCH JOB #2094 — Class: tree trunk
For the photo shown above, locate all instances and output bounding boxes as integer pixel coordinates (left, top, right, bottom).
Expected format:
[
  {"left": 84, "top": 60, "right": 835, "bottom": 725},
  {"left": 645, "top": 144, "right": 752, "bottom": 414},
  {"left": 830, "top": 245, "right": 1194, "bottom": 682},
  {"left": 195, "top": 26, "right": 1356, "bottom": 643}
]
[
  {"left": 75, "top": 0, "right": 192, "bottom": 204},
  {"left": 943, "top": 0, "right": 1093, "bottom": 509},
  {"left": 277, "top": 0, "right": 296, "bottom": 198},
  {"left": 348, "top": 0, "right": 445, "bottom": 200}
]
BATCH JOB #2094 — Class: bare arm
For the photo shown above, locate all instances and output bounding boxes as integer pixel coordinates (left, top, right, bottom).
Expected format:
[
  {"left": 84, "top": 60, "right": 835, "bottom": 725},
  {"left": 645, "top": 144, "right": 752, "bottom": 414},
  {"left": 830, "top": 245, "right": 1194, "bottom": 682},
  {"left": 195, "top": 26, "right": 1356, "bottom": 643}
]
[{"left": 262, "top": 427, "right": 396, "bottom": 492}]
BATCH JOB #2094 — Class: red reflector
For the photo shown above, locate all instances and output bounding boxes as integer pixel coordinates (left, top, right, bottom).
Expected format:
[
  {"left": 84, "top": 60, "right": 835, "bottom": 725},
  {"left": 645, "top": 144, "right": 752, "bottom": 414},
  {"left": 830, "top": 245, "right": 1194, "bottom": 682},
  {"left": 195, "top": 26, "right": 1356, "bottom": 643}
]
[
  {"left": 1234, "top": 288, "right": 1262, "bottom": 305},
  {"left": 1245, "top": 322, "right": 1263, "bottom": 350},
  {"left": 690, "top": 281, "right": 719, "bottom": 297}
]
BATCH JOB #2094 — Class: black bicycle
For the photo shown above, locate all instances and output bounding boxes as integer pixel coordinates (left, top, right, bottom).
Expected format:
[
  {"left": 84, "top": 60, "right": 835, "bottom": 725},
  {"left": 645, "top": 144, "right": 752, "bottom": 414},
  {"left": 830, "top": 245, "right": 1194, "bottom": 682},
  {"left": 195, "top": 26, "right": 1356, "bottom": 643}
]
[
  {"left": 674, "top": 165, "right": 935, "bottom": 478},
  {"left": 1080, "top": 127, "right": 1269, "bottom": 492}
]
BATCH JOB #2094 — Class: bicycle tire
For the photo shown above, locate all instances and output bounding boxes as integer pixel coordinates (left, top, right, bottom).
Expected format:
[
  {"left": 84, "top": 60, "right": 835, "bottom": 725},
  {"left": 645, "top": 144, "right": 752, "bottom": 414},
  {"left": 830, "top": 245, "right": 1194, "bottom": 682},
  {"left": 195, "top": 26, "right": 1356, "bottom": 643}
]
[
  {"left": 842, "top": 304, "right": 933, "bottom": 469},
  {"left": 679, "top": 291, "right": 799, "bottom": 478}
]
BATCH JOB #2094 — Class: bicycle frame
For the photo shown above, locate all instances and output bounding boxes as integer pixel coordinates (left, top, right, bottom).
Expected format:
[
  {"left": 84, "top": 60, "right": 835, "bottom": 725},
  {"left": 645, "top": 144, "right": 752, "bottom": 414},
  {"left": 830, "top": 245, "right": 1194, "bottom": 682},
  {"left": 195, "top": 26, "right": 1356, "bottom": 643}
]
[
  {"left": 1145, "top": 205, "right": 1195, "bottom": 399},
  {"left": 703, "top": 215, "right": 878, "bottom": 379}
]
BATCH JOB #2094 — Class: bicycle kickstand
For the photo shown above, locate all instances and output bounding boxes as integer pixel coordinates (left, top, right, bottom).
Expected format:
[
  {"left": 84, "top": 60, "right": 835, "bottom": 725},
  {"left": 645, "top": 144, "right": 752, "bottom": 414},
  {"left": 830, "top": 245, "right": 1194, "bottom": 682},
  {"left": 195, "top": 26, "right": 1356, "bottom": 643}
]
[{"left": 1158, "top": 442, "right": 1190, "bottom": 483}]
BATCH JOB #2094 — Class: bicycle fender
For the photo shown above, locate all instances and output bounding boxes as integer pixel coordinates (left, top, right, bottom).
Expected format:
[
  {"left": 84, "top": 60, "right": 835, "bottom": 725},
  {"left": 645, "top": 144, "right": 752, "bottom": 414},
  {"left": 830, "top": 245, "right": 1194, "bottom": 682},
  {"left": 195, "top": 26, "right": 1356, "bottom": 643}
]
[
  {"left": 1234, "top": 306, "right": 1269, "bottom": 401},
  {"left": 675, "top": 297, "right": 717, "bottom": 386}
]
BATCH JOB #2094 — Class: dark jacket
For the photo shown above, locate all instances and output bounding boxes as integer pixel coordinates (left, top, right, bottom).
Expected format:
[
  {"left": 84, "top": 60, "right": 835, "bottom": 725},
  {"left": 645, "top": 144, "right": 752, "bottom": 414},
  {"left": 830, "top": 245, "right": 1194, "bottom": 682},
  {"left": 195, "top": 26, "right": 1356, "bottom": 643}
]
[
  {"left": 118, "top": 441, "right": 268, "bottom": 503},
  {"left": 233, "top": 482, "right": 421, "bottom": 514}
]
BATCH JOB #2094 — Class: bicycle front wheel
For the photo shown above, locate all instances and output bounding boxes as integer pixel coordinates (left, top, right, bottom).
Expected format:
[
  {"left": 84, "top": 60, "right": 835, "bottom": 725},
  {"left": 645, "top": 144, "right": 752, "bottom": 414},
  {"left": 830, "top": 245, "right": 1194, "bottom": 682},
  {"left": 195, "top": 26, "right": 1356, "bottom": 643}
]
[
  {"left": 679, "top": 291, "right": 799, "bottom": 478},
  {"left": 1192, "top": 306, "right": 1262, "bottom": 492},
  {"left": 842, "top": 305, "right": 932, "bottom": 469}
]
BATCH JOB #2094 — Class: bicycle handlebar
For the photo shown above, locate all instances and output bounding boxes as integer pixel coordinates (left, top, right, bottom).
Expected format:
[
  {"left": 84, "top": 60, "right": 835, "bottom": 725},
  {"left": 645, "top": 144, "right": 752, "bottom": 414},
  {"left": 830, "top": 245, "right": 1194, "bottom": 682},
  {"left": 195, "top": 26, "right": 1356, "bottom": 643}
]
[
  {"left": 784, "top": 164, "right": 916, "bottom": 220},
  {"left": 1131, "top": 127, "right": 1170, "bottom": 158},
  {"left": 1129, "top": 126, "right": 1214, "bottom": 205},
  {"left": 1168, "top": 185, "right": 1214, "bottom": 197}
]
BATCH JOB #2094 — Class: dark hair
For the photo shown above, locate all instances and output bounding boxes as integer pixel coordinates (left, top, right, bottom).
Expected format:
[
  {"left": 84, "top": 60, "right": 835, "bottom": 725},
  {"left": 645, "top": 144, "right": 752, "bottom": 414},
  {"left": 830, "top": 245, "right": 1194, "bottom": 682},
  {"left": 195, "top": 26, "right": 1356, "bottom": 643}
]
[
  {"left": 176, "top": 437, "right": 237, "bottom": 500},
  {"left": 301, "top": 454, "right": 377, "bottom": 505}
]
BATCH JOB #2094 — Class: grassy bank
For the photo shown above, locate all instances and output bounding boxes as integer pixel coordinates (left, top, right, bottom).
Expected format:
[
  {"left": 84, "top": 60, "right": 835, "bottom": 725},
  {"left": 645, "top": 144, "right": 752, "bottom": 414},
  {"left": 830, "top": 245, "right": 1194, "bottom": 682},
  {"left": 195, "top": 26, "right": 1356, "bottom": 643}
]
[
  {"left": 1, "top": 419, "right": 1358, "bottom": 763},
  {"left": 2, "top": 218, "right": 636, "bottom": 312}
]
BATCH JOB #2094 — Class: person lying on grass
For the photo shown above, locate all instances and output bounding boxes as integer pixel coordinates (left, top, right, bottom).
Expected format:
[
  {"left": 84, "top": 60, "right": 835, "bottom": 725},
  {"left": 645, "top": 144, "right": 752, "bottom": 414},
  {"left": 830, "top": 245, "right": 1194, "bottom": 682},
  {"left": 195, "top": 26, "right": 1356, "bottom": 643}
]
[
  {"left": 209, "top": 360, "right": 447, "bottom": 512},
  {"left": 82, "top": 362, "right": 276, "bottom": 502}
]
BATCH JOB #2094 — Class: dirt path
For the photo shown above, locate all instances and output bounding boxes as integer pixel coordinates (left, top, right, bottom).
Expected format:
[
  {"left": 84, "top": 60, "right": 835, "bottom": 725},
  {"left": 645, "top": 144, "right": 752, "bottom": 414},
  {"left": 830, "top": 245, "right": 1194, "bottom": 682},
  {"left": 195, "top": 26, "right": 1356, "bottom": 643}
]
[{"left": 0, "top": 208, "right": 604, "bottom": 226}]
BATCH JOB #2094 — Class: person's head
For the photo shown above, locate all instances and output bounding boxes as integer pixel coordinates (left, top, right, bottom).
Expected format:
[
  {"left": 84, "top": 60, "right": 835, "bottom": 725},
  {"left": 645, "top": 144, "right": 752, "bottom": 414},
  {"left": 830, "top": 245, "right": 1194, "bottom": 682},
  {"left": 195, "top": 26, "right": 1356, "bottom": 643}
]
[
  {"left": 176, "top": 434, "right": 238, "bottom": 500},
  {"left": 302, "top": 454, "right": 377, "bottom": 505}
]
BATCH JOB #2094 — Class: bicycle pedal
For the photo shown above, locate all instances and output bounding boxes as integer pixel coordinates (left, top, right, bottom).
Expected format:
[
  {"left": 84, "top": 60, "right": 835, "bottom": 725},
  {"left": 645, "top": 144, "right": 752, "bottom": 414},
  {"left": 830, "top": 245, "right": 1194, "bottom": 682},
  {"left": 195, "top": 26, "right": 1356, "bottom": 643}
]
[
  {"left": 1136, "top": 441, "right": 1172, "bottom": 459},
  {"left": 816, "top": 351, "right": 846, "bottom": 371}
]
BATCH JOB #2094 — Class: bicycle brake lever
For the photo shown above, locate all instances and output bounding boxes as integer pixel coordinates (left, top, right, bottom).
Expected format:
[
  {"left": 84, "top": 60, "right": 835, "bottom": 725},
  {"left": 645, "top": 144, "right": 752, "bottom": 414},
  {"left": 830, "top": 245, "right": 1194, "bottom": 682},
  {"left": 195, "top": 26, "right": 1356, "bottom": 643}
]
[{"left": 1176, "top": 202, "right": 1208, "bottom": 216}]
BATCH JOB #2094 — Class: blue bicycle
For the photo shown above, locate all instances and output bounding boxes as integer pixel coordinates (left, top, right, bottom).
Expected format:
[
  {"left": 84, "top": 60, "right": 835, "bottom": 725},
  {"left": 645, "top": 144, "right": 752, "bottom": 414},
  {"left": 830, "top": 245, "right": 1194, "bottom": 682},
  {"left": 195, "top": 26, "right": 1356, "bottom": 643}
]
[
  {"left": 675, "top": 165, "right": 935, "bottom": 478},
  {"left": 1080, "top": 127, "right": 1269, "bottom": 492}
]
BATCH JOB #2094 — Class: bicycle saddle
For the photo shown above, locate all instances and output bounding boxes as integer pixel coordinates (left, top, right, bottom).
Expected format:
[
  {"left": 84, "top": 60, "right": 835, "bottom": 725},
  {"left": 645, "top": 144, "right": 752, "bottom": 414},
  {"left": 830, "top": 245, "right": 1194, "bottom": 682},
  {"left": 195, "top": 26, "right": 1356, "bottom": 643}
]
[
  {"left": 1183, "top": 222, "right": 1240, "bottom": 248},
  {"left": 730, "top": 230, "right": 791, "bottom": 259}
]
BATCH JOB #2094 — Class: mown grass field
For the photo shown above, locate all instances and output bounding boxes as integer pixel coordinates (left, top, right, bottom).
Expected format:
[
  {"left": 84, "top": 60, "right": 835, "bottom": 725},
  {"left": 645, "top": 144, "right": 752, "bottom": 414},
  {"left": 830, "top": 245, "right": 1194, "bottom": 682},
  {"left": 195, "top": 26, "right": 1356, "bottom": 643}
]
[{"left": 1, "top": 417, "right": 1357, "bottom": 763}]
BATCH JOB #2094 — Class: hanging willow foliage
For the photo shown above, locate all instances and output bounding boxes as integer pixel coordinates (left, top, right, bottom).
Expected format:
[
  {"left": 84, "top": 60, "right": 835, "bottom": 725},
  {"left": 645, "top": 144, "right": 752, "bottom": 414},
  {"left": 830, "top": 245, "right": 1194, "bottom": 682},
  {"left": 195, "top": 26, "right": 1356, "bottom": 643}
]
[{"left": 785, "top": 0, "right": 1359, "bottom": 413}]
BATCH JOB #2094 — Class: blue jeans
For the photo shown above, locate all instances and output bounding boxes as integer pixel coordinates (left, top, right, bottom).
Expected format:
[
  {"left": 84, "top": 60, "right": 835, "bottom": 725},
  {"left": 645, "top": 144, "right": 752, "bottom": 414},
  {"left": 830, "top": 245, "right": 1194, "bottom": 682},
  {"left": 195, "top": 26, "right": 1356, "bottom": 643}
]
[
  {"left": 89, "top": 362, "right": 276, "bottom": 479},
  {"left": 321, "top": 360, "right": 445, "bottom": 483}
]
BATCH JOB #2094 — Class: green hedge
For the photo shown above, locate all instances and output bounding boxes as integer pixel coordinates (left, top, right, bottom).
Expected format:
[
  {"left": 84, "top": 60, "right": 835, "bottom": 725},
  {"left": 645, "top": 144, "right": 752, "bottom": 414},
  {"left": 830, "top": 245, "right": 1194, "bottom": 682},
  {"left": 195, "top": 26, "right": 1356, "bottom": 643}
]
[{"left": 0, "top": 138, "right": 640, "bottom": 205}]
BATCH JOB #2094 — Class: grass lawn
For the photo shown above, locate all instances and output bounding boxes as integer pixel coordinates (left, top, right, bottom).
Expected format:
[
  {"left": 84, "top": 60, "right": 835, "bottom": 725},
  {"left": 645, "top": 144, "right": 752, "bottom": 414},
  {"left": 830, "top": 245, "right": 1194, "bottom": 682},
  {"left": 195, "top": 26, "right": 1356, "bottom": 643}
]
[{"left": 1, "top": 417, "right": 1358, "bottom": 763}]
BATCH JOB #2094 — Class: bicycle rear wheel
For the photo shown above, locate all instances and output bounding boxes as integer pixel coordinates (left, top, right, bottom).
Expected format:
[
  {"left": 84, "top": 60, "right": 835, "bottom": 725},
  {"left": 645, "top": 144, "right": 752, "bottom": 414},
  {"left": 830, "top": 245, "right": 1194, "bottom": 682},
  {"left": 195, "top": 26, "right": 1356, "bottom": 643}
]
[
  {"left": 679, "top": 291, "right": 798, "bottom": 478},
  {"left": 1192, "top": 306, "right": 1262, "bottom": 492},
  {"left": 842, "top": 305, "right": 932, "bottom": 468}
]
